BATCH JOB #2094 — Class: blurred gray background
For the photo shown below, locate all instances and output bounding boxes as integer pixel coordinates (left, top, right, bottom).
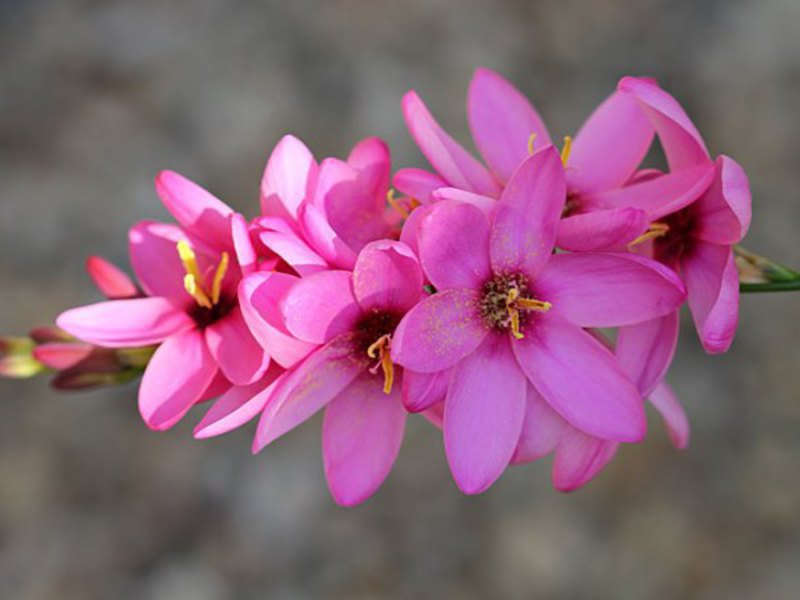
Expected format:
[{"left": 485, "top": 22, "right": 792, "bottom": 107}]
[{"left": 1, "top": 1, "right": 799, "bottom": 599}]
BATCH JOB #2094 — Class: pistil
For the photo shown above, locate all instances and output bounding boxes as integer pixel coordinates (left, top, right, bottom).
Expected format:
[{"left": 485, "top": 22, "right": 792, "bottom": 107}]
[{"left": 366, "top": 334, "right": 394, "bottom": 394}]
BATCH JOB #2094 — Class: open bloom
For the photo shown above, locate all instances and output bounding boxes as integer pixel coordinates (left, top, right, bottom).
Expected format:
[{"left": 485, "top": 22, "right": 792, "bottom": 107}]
[
  {"left": 391, "top": 147, "right": 686, "bottom": 493},
  {"left": 248, "top": 240, "right": 424, "bottom": 506}
]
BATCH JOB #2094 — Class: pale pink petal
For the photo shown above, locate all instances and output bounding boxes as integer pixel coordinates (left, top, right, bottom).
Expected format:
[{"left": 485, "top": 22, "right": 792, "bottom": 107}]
[
  {"left": 616, "top": 311, "right": 679, "bottom": 398},
  {"left": 402, "top": 91, "right": 501, "bottom": 196},
  {"left": 445, "top": 335, "right": 526, "bottom": 494},
  {"left": 300, "top": 202, "right": 358, "bottom": 269},
  {"left": 252, "top": 334, "right": 364, "bottom": 451},
  {"left": 85, "top": 256, "right": 138, "bottom": 299},
  {"left": 692, "top": 156, "right": 752, "bottom": 245},
  {"left": 512, "top": 314, "right": 646, "bottom": 442},
  {"left": 347, "top": 137, "right": 391, "bottom": 203},
  {"left": 580, "top": 163, "right": 715, "bottom": 221},
  {"left": 557, "top": 208, "right": 649, "bottom": 251},
  {"left": 401, "top": 368, "right": 450, "bottom": 413},
  {"left": 353, "top": 240, "right": 423, "bottom": 313},
  {"left": 491, "top": 147, "right": 566, "bottom": 279},
  {"left": 418, "top": 201, "right": 491, "bottom": 290},
  {"left": 57, "top": 298, "right": 194, "bottom": 348},
  {"left": 194, "top": 365, "right": 284, "bottom": 439},
  {"left": 205, "top": 306, "right": 271, "bottom": 386},
  {"left": 128, "top": 221, "right": 193, "bottom": 305},
  {"left": 683, "top": 242, "right": 739, "bottom": 354},
  {"left": 568, "top": 91, "right": 654, "bottom": 194},
  {"left": 511, "top": 383, "right": 566, "bottom": 465},
  {"left": 281, "top": 270, "right": 361, "bottom": 345},
  {"left": 648, "top": 381, "right": 690, "bottom": 450},
  {"left": 552, "top": 427, "right": 619, "bottom": 492},
  {"left": 155, "top": 171, "right": 234, "bottom": 251},
  {"left": 256, "top": 216, "right": 329, "bottom": 276},
  {"left": 535, "top": 252, "right": 685, "bottom": 328},
  {"left": 393, "top": 168, "right": 448, "bottom": 203},
  {"left": 139, "top": 328, "right": 218, "bottom": 430},
  {"left": 323, "top": 374, "right": 406, "bottom": 506},
  {"left": 391, "top": 289, "right": 487, "bottom": 373},
  {"left": 467, "top": 67, "right": 551, "bottom": 183},
  {"left": 430, "top": 187, "right": 496, "bottom": 216},
  {"left": 618, "top": 77, "right": 710, "bottom": 170},
  {"left": 260, "top": 134, "right": 318, "bottom": 220},
  {"left": 231, "top": 213, "right": 258, "bottom": 276},
  {"left": 238, "top": 272, "right": 317, "bottom": 368}
]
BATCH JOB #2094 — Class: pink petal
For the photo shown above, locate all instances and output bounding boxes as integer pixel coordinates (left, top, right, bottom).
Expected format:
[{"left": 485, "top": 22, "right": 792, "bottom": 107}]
[
  {"left": 194, "top": 365, "right": 284, "bottom": 439},
  {"left": 155, "top": 171, "right": 234, "bottom": 251},
  {"left": 252, "top": 334, "right": 364, "bottom": 451},
  {"left": 57, "top": 298, "right": 194, "bottom": 348},
  {"left": 347, "top": 137, "right": 391, "bottom": 202},
  {"left": 648, "top": 382, "right": 690, "bottom": 450},
  {"left": 205, "top": 306, "right": 271, "bottom": 386},
  {"left": 393, "top": 168, "right": 447, "bottom": 203},
  {"left": 402, "top": 91, "right": 501, "bottom": 196},
  {"left": 568, "top": 91, "right": 654, "bottom": 194},
  {"left": 139, "top": 328, "right": 218, "bottom": 430},
  {"left": 491, "top": 147, "right": 566, "bottom": 279},
  {"left": 444, "top": 335, "right": 526, "bottom": 494},
  {"left": 299, "top": 202, "right": 358, "bottom": 269},
  {"left": 353, "top": 240, "right": 423, "bottom": 313},
  {"left": 422, "top": 402, "right": 445, "bottom": 429},
  {"left": 323, "top": 374, "right": 406, "bottom": 506},
  {"left": 398, "top": 204, "right": 427, "bottom": 256},
  {"left": 552, "top": 427, "right": 619, "bottom": 492},
  {"left": 692, "top": 156, "right": 752, "bottom": 245},
  {"left": 32, "top": 342, "right": 94, "bottom": 370},
  {"left": 418, "top": 201, "right": 491, "bottom": 291},
  {"left": 199, "top": 370, "right": 233, "bottom": 402},
  {"left": 618, "top": 77, "right": 710, "bottom": 170},
  {"left": 260, "top": 134, "right": 318, "bottom": 220},
  {"left": 281, "top": 270, "right": 361, "bottom": 345},
  {"left": 616, "top": 311, "right": 680, "bottom": 398},
  {"left": 512, "top": 314, "right": 646, "bottom": 442},
  {"left": 535, "top": 252, "right": 686, "bottom": 328},
  {"left": 467, "top": 67, "right": 551, "bottom": 183},
  {"left": 231, "top": 213, "right": 258, "bottom": 276},
  {"left": 401, "top": 368, "right": 450, "bottom": 412},
  {"left": 511, "top": 384, "right": 566, "bottom": 465},
  {"left": 256, "top": 217, "right": 329, "bottom": 276},
  {"left": 683, "top": 242, "right": 739, "bottom": 354},
  {"left": 430, "top": 187, "right": 496, "bottom": 216},
  {"left": 580, "top": 163, "right": 716, "bottom": 221},
  {"left": 557, "top": 207, "right": 649, "bottom": 252},
  {"left": 128, "top": 221, "right": 193, "bottom": 306},
  {"left": 391, "top": 289, "right": 487, "bottom": 373},
  {"left": 238, "top": 272, "right": 317, "bottom": 368},
  {"left": 85, "top": 256, "right": 138, "bottom": 299}
]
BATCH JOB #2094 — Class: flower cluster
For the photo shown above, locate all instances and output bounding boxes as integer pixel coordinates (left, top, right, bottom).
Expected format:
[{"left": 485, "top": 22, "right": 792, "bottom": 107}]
[{"left": 3, "top": 70, "right": 756, "bottom": 506}]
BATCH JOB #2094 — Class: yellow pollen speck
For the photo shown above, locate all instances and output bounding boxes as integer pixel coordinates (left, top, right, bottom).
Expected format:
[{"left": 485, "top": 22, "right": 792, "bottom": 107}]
[
  {"left": 560, "top": 135, "right": 573, "bottom": 166},
  {"left": 367, "top": 334, "right": 394, "bottom": 394},
  {"left": 527, "top": 132, "right": 538, "bottom": 155},
  {"left": 627, "top": 222, "right": 670, "bottom": 249}
]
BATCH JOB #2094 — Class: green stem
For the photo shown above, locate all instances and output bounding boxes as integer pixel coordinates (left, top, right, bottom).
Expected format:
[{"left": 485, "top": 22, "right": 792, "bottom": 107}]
[{"left": 740, "top": 280, "right": 800, "bottom": 293}]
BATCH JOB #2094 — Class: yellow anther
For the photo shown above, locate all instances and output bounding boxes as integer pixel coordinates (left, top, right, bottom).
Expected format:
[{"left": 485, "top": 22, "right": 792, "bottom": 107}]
[
  {"left": 516, "top": 297, "right": 552, "bottom": 312},
  {"left": 509, "top": 307, "right": 524, "bottom": 340},
  {"left": 183, "top": 274, "right": 213, "bottom": 309},
  {"left": 627, "top": 222, "right": 670, "bottom": 249},
  {"left": 177, "top": 240, "right": 203, "bottom": 283},
  {"left": 211, "top": 252, "right": 230, "bottom": 305},
  {"left": 527, "top": 132, "right": 538, "bottom": 155},
  {"left": 367, "top": 334, "right": 394, "bottom": 394},
  {"left": 177, "top": 240, "right": 229, "bottom": 309},
  {"left": 386, "top": 189, "right": 409, "bottom": 219},
  {"left": 505, "top": 287, "right": 552, "bottom": 340},
  {"left": 560, "top": 135, "right": 573, "bottom": 166}
]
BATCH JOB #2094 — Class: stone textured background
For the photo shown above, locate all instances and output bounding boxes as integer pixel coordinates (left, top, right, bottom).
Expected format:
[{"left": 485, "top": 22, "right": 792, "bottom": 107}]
[{"left": 1, "top": 1, "right": 799, "bottom": 598}]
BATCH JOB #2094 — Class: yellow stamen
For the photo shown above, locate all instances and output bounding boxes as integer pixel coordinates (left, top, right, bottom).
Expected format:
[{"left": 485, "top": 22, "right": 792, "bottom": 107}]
[
  {"left": 627, "top": 222, "right": 670, "bottom": 249},
  {"left": 509, "top": 306, "right": 524, "bottom": 340},
  {"left": 177, "top": 240, "right": 203, "bottom": 283},
  {"left": 505, "top": 287, "right": 552, "bottom": 340},
  {"left": 177, "top": 240, "right": 229, "bottom": 309},
  {"left": 386, "top": 189, "right": 409, "bottom": 219},
  {"left": 211, "top": 252, "right": 230, "bottom": 305},
  {"left": 516, "top": 297, "right": 552, "bottom": 312},
  {"left": 560, "top": 135, "right": 573, "bottom": 166},
  {"left": 367, "top": 334, "right": 394, "bottom": 394},
  {"left": 183, "top": 274, "right": 213, "bottom": 309},
  {"left": 527, "top": 132, "right": 538, "bottom": 155}
]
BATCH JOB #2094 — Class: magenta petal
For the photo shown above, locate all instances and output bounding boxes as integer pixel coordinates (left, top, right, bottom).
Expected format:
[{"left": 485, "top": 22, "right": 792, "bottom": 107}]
[
  {"left": 617, "top": 311, "right": 679, "bottom": 398},
  {"left": 393, "top": 168, "right": 448, "bottom": 203},
  {"left": 648, "top": 382, "right": 690, "bottom": 450},
  {"left": 401, "top": 368, "right": 450, "bottom": 413},
  {"left": 231, "top": 213, "right": 258, "bottom": 276},
  {"left": 580, "top": 163, "right": 715, "bottom": 221},
  {"left": 552, "top": 427, "right": 619, "bottom": 492},
  {"left": 402, "top": 91, "right": 501, "bottom": 196},
  {"left": 238, "top": 272, "right": 317, "bottom": 369},
  {"left": 391, "top": 289, "right": 487, "bottom": 373},
  {"left": 33, "top": 343, "right": 93, "bottom": 370},
  {"left": 261, "top": 134, "right": 318, "bottom": 220},
  {"left": 353, "top": 240, "right": 423, "bottom": 313},
  {"left": 347, "top": 137, "right": 391, "bottom": 202},
  {"left": 513, "top": 314, "right": 646, "bottom": 442},
  {"left": 300, "top": 202, "right": 358, "bottom": 269},
  {"left": 445, "top": 335, "right": 526, "bottom": 494},
  {"left": 205, "top": 307, "right": 270, "bottom": 386},
  {"left": 568, "top": 90, "right": 654, "bottom": 194},
  {"left": 692, "top": 156, "right": 752, "bottom": 245},
  {"left": 85, "top": 256, "right": 138, "bottom": 299},
  {"left": 535, "top": 252, "right": 686, "bottom": 328},
  {"left": 398, "top": 204, "right": 427, "bottom": 256},
  {"left": 257, "top": 216, "right": 329, "bottom": 276},
  {"left": 467, "top": 67, "right": 551, "bottom": 183},
  {"left": 511, "top": 384, "right": 566, "bottom": 465},
  {"left": 128, "top": 221, "right": 193, "bottom": 305},
  {"left": 155, "top": 171, "right": 234, "bottom": 251},
  {"left": 557, "top": 207, "right": 649, "bottom": 251},
  {"left": 57, "top": 298, "right": 194, "bottom": 348},
  {"left": 683, "top": 242, "right": 739, "bottom": 354},
  {"left": 491, "top": 147, "right": 566, "bottom": 279},
  {"left": 422, "top": 402, "right": 445, "bottom": 429},
  {"left": 139, "top": 328, "right": 218, "bottom": 431},
  {"left": 418, "top": 201, "right": 491, "bottom": 291},
  {"left": 430, "top": 187, "right": 496, "bottom": 216},
  {"left": 281, "top": 270, "right": 361, "bottom": 345},
  {"left": 323, "top": 374, "right": 406, "bottom": 506},
  {"left": 252, "top": 334, "right": 364, "bottom": 451}
]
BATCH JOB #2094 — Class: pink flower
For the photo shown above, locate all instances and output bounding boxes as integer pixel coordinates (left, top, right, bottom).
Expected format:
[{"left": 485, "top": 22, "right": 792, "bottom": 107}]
[
  {"left": 249, "top": 240, "right": 424, "bottom": 506},
  {"left": 390, "top": 147, "right": 687, "bottom": 494},
  {"left": 57, "top": 172, "right": 271, "bottom": 430}
]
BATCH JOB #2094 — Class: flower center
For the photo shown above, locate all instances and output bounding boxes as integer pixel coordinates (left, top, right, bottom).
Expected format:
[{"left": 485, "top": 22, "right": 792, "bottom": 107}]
[
  {"left": 479, "top": 273, "right": 552, "bottom": 339},
  {"left": 652, "top": 208, "right": 696, "bottom": 265},
  {"left": 356, "top": 311, "right": 402, "bottom": 395},
  {"left": 176, "top": 240, "right": 232, "bottom": 327}
]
